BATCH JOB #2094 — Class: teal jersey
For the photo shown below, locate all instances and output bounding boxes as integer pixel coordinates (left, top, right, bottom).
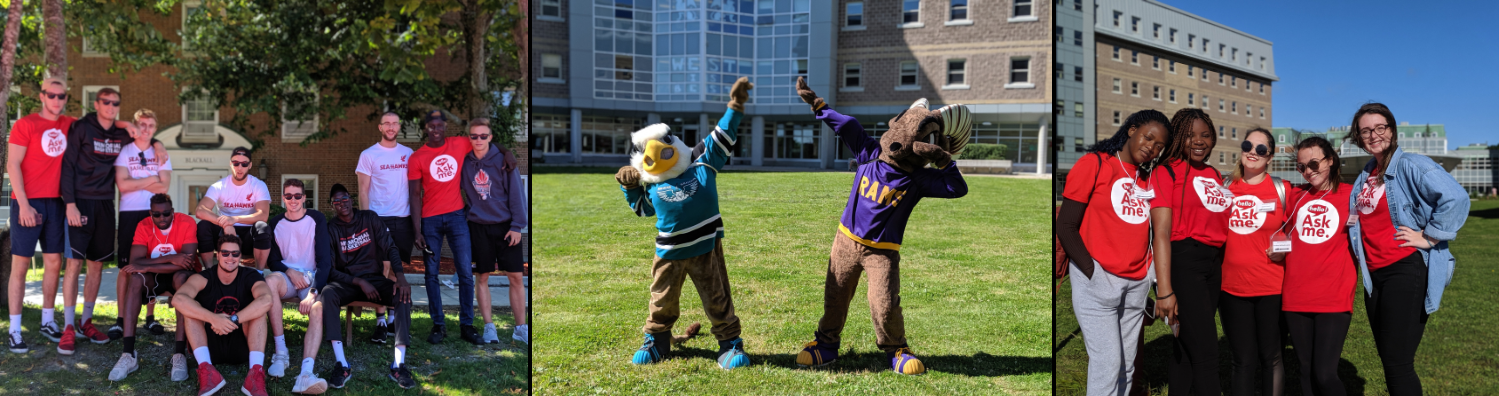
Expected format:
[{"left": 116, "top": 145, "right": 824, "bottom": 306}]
[{"left": 623, "top": 108, "right": 741, "bottom": 259}]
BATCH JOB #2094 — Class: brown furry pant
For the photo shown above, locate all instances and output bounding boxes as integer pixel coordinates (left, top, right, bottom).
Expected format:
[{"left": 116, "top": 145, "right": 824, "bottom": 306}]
[
  {"left": 814, "top": 232, "right": 907, "bottom": 353},
  {"left": 643, "top": 239, "right": 742, "bottom": 341}
]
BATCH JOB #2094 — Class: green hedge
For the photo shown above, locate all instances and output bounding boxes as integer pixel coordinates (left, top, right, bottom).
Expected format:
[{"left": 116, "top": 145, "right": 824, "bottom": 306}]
[{"left": 958, "top": 143, "right": 1008, "bottom": 160}]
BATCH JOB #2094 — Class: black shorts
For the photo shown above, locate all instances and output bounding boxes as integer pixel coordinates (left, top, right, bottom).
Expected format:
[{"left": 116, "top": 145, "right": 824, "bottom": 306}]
[
  {"left": 132, "top": 271, "right": 187, "bottom": 300},
  {"left": 116, "top": 210, "right": 151, "bottom": 268},
  {"left": 67, "top": 199, "right": 117, "bottom": 262},
  {"left": 196, "top": 220, "right": 272, "bottom": 254},
  {"left": 204, "top": 325, "right": 249, "bottom": 364},
  {"left": 470, "top": 221, "right": 523, "bottom": 274}
]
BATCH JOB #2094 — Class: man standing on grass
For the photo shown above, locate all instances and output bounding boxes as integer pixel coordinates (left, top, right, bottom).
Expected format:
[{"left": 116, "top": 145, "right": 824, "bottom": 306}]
[
  {"left": 355, "top": 111, "right": 415, "bottom": 344},
  {"left": 108, "top": 109, "right": 173, "bottom": 341},
  {"left": 108, "top": 193, "right": 199, "bottom": 382},
  {"left": 459, "top": 117, "right": 529, "bottom": 344},
  {"left": 172, "top": 235, "right": 274, "bottom": 396},
  {"left": 194, "top": 147, "right": 273, "bottom": 269},
  {"left": 291, "top": 184, "right": 417, "bottom": 393},
  {"left": 262, "top": 178, "right": 333, "bottom": 378},
  {"left": 7, "top": 77, "right": 76, "bottom": 354}
]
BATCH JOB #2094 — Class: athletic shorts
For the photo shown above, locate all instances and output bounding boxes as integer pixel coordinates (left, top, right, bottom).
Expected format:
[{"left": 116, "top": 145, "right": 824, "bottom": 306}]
[
  {"left": 116, "top": 210, "right": 152, "bottom": 268},
  {"left": 131, "top": 271, "right": 188, "bottom": 300},
  {"left": 204, "top": 326, "right": 250, "bottom": 364},
  {"left": 9, "top": 198, "right": 66, "bottom": 257},
  {"left": 469, "top": 221, "right": 524, "bottom": 274},
  {"left": 67, "top": 199, "right": 117, "bottom": 262},
  {"left": 270, "top": 269, "right": 316, "bottom": 300}
]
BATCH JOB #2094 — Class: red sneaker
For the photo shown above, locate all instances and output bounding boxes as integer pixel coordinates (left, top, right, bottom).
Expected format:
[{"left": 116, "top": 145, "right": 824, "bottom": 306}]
[
  {"left": 241, "top": 364, "right": 268, "bottom": 396},
  {"left": 196, "top": 362, "right": 226, "bottom": 396},
  {"left": 80, "top": 319, "right": 110, "bottom": 344},
  {"left": 56, "top": 325, "right": 76, "bottom": 355}
]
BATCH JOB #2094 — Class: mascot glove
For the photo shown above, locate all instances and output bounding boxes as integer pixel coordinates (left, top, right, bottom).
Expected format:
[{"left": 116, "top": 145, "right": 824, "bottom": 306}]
[
  {"left": 913, "top": 141, "right": 953, "bottom": 169},
  {"left": 616, "top": 165, "right": 642, "bottom": 189},
  {"left": 795, "top": 76, "right": 826, "bottom": 112},
  {"left": 727, "top": 77, "right": 754, "bottom": 112}
]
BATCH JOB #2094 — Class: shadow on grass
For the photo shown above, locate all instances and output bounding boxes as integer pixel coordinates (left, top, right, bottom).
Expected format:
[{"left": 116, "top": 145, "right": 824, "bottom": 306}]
[
  {"left": 1128, "top": 326, "right": 1369, "bottom": 395},
  {"left": 1468, "top": 206, "right": 1499, "bottom": 219},
  {"left": 667, "top": 346, "right": 1050, "bottom": 377}
]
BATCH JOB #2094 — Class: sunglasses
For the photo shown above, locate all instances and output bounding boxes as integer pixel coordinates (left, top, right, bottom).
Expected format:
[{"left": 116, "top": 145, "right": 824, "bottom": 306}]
[
  {"left": 331, "top": 197, "right": 351, "bottom": 204},
  {"left": 149, "top": 209, "right": 173, "bottom": 218},
  {"left": 283, "top": 193, "right": 304, "bottom": 201},
  {"left": 219, "top": 250, "right": 242, "bottom": 258},
  {"left": 1240, "top": 141, "right": 1270, "bottom": 156},
  {"left": 469, "top": 134, "right": 491, "bottom": 140},
  {"left": 98, "top": 99, "right": 120, "bottom": 107},
  {"left": 231, "top": 161, "right": 251, "bottom": 168},
  {"left": 138, "top": 152, "right": 148, "bottom": 167},
  {"left": 42, "top": 91, "right": 68, "bottom": 100},
  {"left": 1296, "top": 157, "right": 1327, "bottom": 173}
]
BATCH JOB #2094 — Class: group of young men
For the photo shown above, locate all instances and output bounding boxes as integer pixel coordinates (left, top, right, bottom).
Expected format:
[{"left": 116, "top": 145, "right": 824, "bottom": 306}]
[{"left": 4, "top": 78, "right": 529, "bottom": 395}]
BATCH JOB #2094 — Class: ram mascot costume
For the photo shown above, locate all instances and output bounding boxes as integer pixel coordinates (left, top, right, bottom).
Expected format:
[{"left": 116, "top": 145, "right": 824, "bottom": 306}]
[
  {"left": 614, "top": 77, "right": 753, "bottom": 370},
  {"left": 791, "top": 77, "right": 970, "bottom": 375}
]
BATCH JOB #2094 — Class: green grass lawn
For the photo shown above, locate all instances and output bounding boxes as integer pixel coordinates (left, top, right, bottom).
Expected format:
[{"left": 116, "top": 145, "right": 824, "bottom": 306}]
[
  {"left": 0, "top": 303, "right": 528, "bottom": 395},
  {"left": 1055, "top": 199, "right": 1499, "bottom": 395},
  {"left": 533, "top": 167, "right": 1051, "bottom": 394}
]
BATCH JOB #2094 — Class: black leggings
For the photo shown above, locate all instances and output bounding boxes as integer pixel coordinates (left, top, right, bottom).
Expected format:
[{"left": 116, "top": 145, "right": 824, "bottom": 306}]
[
  {"left": 1220, "top": 292, "right": 1285, "bottom": 396},
  {"left": 1168, "top": 238, "right": 1223, "bottom": 395},
  {"left": 1285, "top": 311, "right": 1350, "bottom": 396},
  {"left": 1366, "top": 252, "right": 1429, "bottom": 396}
]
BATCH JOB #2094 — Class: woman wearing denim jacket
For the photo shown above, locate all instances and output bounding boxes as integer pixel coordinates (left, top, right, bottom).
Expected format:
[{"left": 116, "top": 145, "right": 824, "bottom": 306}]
[{"left": 1345, "top": 103, "right": 1470, "bottom": 396}]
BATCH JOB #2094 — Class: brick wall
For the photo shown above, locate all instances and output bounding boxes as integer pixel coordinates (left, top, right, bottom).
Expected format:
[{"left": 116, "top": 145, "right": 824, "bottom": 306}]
[{"left": 532, "top": 0, "right": 570, "bottom": 99}]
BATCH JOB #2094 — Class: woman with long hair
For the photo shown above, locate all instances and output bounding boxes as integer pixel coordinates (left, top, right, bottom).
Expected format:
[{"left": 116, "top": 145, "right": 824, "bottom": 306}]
[
  {"left": 1056, "top": 109, "right": 1172, "bottom": 395},
  {"left": 1220, "top": 128, "right": 1290, "bottom": 396},
  {"left": 1345, "top": 103, "right": 1469, "bottom": 395},
  {"left": 1148, "top": 108, "right": 1228, "bottom": 395},
  {"left": 1282, "top": 136, "right": 1355, "bottom": 396}
]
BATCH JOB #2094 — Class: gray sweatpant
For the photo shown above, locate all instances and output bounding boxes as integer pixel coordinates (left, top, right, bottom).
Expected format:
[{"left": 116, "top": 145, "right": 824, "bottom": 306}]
[{"left": 1070, "top": 260, "right": 1153, "bottom": 396}]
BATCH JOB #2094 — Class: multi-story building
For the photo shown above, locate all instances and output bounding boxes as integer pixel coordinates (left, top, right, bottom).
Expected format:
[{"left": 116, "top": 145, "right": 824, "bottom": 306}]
[
  {"left": 1269, "top": 124, "right": 1465, "bottom": 186},
  {"left": 1454, "top": 143, "right": 1497, "bottom": 197},
  {"left": 532, "top": 0, "right": 1052, "bottom": 172}
]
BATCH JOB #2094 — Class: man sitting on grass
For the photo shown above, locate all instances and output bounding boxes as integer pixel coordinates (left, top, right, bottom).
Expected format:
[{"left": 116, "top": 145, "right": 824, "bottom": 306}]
[
  {"left": 172, "top": 235, "right": 275, "bottom": 396},
  {"left": 109, "top": 193, "right": 200, "bottom": 382}
]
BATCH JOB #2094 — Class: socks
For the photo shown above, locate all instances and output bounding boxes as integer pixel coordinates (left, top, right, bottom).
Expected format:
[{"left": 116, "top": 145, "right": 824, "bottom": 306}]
[
  {"left": 301, "top": 358, "right": 315, "bottom": 375},
  {"left": 331, "top": 340, "right": 347, "bottom": 367},
  {"left": 392, "top": 345, "right": 407, "bottom": 369},
  {"left": 176, "top": 340, "right": 188, "bottom": 355},
  {"left": 82, "top": 303, "right": 95, "bottom": 323},
  {"left": 9, "top": 314, "right": 21, "bottom": 333},
  {"left": 274, "top": 335, "right": 288, "bottom": 355},
  {"left": 43, "top": 308, "right": 56, "bottom": 326},
  {"left": 249, "top": 351, "right": 264, "bottom": 370},
  {"left": 193, "top": 346, "right": 212, "bottom": 365},
  {"left": 375, "top": 313, "right": 386, "bottom": 326},
  {"left": 124, "top": 337, "right": 136, "bottom": 357}
]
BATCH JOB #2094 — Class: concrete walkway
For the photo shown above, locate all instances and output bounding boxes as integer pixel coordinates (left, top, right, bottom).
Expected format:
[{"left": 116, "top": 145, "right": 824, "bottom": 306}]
[{"left": 21, "top": 268, "right": 529, "bottom": 308}]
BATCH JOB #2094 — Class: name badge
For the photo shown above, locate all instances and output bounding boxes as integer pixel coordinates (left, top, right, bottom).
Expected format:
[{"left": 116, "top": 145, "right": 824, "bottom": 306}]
[
  {"left": 1270, "top": 231, "right": 1292, "bottom": 253},
  {"left": 1255, "top": 202, "right": 1276, "bottom": 213},
  {"left": 1219, "top": 187, "right": 1236, "bottom": 200},
  {"left": 1347, "top": 214, "right": 1358, "bottom": 227},
  {"left": 1135, "top": 189, "right": 1155, "bottom": 200}
]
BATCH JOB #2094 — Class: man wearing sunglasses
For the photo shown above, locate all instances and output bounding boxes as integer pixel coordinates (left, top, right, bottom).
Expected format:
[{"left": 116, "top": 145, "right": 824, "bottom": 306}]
[
  {"left": 194, "top": 147, "right": 273, "bottom": 272},
  {"left": 261, "top": 178, "right": 332, "bottom": 378},
  {"left": 172, "top": 235, "right": 275, "bottom": 396},
  {"left": 108, "top": 109, "right": 173, "bottom": 341},
  {"left": 109, "top": 193, "right": 199, "bottom": 382},
  {"left": 7, "top": 77, "right": 77, "bottom": 354},
  {"left": 459, "top": 118, "right": 528, "bottom": 345},
  {"left": 355, "top": 111, "right": 416, "bottom": 344}
]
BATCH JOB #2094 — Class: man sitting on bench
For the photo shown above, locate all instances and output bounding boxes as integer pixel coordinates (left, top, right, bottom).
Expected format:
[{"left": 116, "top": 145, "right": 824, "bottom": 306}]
[
  {"left": 110, "top": 193, "right": 199, "bottom": 382},
  {"left": 262, "top": 178, "right": 333, "bottom": 378}
]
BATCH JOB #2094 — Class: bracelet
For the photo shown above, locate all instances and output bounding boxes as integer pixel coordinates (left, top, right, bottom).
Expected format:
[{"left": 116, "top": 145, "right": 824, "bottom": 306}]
[{"left": 1156, "top": 292, "right": 1175, "bottom": 300}]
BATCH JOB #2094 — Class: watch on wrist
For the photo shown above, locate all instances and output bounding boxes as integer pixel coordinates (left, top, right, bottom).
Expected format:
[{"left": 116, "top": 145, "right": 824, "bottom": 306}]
[{"left": 230, "top": 314, "right": 239, "bottom": 323}]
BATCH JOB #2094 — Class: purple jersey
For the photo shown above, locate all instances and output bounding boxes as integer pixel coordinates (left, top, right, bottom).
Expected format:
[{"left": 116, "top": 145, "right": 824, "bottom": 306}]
[{"left": 816, "top": 107, "right": 967, "bottom": 250}]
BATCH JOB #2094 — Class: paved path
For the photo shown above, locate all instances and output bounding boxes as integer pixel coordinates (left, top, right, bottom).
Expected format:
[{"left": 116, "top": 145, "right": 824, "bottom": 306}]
[{"left": 21, "top": 268, "right": 528, "bottom": 308}]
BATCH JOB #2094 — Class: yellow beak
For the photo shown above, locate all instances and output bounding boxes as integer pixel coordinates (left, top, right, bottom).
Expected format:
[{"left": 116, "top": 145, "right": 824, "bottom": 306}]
[{"left": 642, "top": 139, "right": 679, "bottom": 175}]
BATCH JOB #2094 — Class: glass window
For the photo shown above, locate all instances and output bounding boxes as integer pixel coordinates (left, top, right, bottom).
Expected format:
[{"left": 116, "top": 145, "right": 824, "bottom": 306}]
[
  {"left": 541, "top": 0, "right": 561, "bottom": 18},
  {"left": 846, "top": 2, "right": 863, "bottom": 26},
  {"left": 903, "top": 0, "right": 920, "bottom": 24},
  {"left": 1012, "top": 0, "right": 1030, "bottom": 17},
  {"left": 1112, "top": 78, "right": 1121, "bottom": 93},
  {"left": 947, "top": 59, "right": 965, "bottom": 85},
  {"left": 900, "top": 61, "right": 919, "bottom": 86},
  {"left": 951, "top": 0, "right": 968, "bottom": 20},
  {"left": 1074, "top": 103, "right": 1083, "bottom": 118},
  {"left": 1074, "top": 66, "right": 1082, "bottom": 82},
  {"left": 1010, "top": 57, "right": 1029, "bottom": 83},
  {"left": 1130, "top": 81, "right": 1138, "bottom": 96},
  {"left": 844, "top": 63, "right": 861, "bottom": 87},
  {"left": 1074, "top": 31, "right": 1082, "bottom": 46}
]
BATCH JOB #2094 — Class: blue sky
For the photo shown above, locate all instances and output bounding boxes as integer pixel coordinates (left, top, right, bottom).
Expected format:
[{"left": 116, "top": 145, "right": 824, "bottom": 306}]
[{"left": 1162, "top": 0, "right": 1499, "bottom": 149}]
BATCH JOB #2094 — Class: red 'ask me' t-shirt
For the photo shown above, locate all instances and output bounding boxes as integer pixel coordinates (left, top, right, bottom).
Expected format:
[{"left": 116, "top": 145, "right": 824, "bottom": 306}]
[
  {"left": 408, "top": 136, "right": 473, "bottom": 218},
  {"left": 132, "top": 213, "right": 203, "bottom": 272},
  {"left": 1356, "top": 170, "right": 1418, "bottom": 271},
  {"left": 1282, "top": 184, "right": 1356, "bottom": 313},
  {"left": 8, "top": 114, "right": 76, "bottom": 200},
  {"left": 1063, "top": 152, "right": 1154, "bottom": 280},
  {"left": 1150, "top": 159, "right": 1230, "bottom": 247},
  {"left": 1221, "top": 177, "right": 1290, "bottom": 297}
]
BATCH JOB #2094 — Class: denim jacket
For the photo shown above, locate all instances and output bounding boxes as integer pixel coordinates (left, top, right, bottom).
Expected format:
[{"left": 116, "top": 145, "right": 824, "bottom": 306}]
[{"left": 1349, "top": 147, "right": 1470, "bottom": 314}]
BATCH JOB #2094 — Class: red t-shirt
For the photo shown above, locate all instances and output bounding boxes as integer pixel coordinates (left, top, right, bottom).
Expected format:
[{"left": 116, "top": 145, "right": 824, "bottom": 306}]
[
  {"left": 1063, "top": 152, "right": 1154, "bottom": 280},
  {"left": 1221, "top": 177, "right": 1290, "bottom": 297},
  {"left": 1282, "top": 184, "right": 1356, "bottom": 313},
  {"left": 7, "top": 114, "right": 76, "bottom": 200},
  {"left": 1150, "top": 159, "right": 1230, "bottom": 247},
  {"left": 408, "top": 136, "right": 474, "bottom": 218},
  {"left": 1356, "top": 170, "right": 1418, "bottom": 271},
  {"left": 131, "top": 213, "right": 203, "bottom": 272}
]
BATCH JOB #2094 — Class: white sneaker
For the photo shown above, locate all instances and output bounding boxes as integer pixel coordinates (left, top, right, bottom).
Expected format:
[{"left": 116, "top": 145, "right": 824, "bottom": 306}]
[
  {"left": 512, "top": 324, "right": 529, "bottom": 343},
  {"left": 170, "top": 353, "right": 189, "bottom": 382},
  {"left": 292, "top": 372, "right": 329, "bottom": 394},
  {"left": 268, "top": 352, "right": 290, "bottom": 378},
  {"left": 441, "top": 277, "right": 457, "bottom": 289},
  {"left": 108, "top": 353, "right": 139, "bottom": 381},
  {"left": 482, "top": 323, "right": 499, "bottom": 344}
]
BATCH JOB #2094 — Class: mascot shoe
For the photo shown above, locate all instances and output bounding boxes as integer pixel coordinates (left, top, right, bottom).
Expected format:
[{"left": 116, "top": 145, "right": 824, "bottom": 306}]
[
  {"left": 716, "top": 338, "right": 751, "bottom": 369},
  {"left": 889, "top": 347, "right": 926, "bottom": 375},
  {"left": 795, "top": 340, "right": 840, "bottom": 368},
  {"left": 630, "top": 332, "right": 672, "bottom": 365}
]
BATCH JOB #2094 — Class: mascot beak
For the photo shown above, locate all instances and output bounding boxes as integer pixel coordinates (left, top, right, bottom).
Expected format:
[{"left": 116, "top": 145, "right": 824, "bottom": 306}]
[{"left": 641, "top": 137, "right": 680, "bottom": 175}]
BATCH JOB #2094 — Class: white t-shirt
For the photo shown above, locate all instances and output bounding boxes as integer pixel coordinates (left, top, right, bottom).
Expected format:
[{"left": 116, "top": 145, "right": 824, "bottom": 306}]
[
  {"left": 205, "top": 175, "right": 271, "bottom": 226},
  {"left": 273, "top": 212, "right": 319, "bottom": 272},
  {"left": 355, "top": 143, "right": 414, "bottom": 217},
  {"left": 113, "top": 143, "right": 174, "bottom": 211}
]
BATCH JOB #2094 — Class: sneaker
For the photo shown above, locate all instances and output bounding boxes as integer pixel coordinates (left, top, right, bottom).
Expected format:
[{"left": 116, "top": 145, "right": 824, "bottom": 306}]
[
  {"left": 292, "top": 372, "right": 328, "bottom": 394},
  {"left": 426, "top": 324, "right": 446, "bottom": 344},
  {"left": 268, "top": 352, "right": 290, "bottom": 378},
  {"left": 716, "top": 338, "right": 751, "bottom": 370},
  {"left": 441, "top": 277, "right": 456, "bottom": 290},
  {"left": 196, "top": 363, "right": 227, "bottom": 396},
  {"left": 630, "top": 332, "right": 671, "bottom": 365},
  {"left": 107, "top": 318, "right": 124, "bottom": 340},
  {"left": 145, "top": 316, "right": 165, "bottom": 336},
  {"left": 108, "top": 352, "right": 139, "bottom": 381},
  {"left": 369, "top": 323, "right": 389, "bottom": 344},
  {"left": 241, "top": 365, "right": 268, "bottom": 396},
  {"left": 81, "top": 318, "right": 110, "bottom": 344},
  {"left": 889, "top": 347, "right": 926, "bottom": 375},
  {"left": 325, "top": 364, "right": 352, "bottom": 389},
  {"left": 170, "top": 353, "right": 190, "bottom": 382},
  {"left": 480, "top": 323, "right": 499, "bottom": 344},
  {"left": 40, "top": 322, "right": 62, "bottom": 342},
  {"left": 388, "top": 364, "right": 417, "bottom": 389},
  {"left": 510, "top": 324, "right": 528, "bottom": 344},
  {"left": 796, "top": 340, "right": 839, "bottom": 368},
  {"left": 7, "top": 331, "right": 26, "bottom": 353},
  {"left": 459, "top": 324, "right": 482, "bottom": 345},
  {"left": 57, "top": 325, "right": 76, "bottom": 355}
]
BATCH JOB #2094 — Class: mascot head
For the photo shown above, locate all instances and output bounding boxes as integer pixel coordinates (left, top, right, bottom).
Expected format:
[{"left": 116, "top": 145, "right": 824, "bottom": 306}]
[
  {"left": 628, "top": 123, "right": 695, "bottom": 185},
  {"left": 878, "top": 98, "right": 973, "bottom": 173}
]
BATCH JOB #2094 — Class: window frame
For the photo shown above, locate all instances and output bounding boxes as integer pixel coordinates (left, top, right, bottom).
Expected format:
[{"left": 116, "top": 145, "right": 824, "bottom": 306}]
[
  {"left": 281, "top": 91, "right": 320, "bottom": 143},
  {"left": 897, "top": 60, "right": 921, "bottom": 89},
  {"left": 901, "top": 0, "right": 922, "bottom": 27},
  {"left": 846, "top": 2, "right": 865, "bottom": 28},
  {"left": 944, "top": 59, "right": 968, "bottom": 89},
  {"left": 1005, "top": 57, "right": 1033, "bottom": 88},
  {"left": 538, "top": 0, "right": 564, "bottom": 21},
  {"left": 540, "top": 53, "right": 565, "bottom": 83},
  {"left": 843, "top": 62, "right": 863, "bottom": 90}
]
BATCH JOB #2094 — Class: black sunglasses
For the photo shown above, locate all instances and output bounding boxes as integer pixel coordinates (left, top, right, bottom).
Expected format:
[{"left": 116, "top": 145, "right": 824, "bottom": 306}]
[
  {"left": 138, "top": 152, "right": 148, "bottom": 167},
  {"left": 98, "top": 99, "right": 120, "bottom": 107},
  {"left": 231, "top": 161, "right": 251, "bottom": 168},
  {"left": 1296, "top": 157, "right": 1326, "bottom": 173},
  {"left": 149, "top": 209, "right": 173, "bottom": 218},
  {"left": 42, "top": 91, "right": 68, "bottom": 100},
  {"left": 1240, "top": 141, "right": 1270, "bottom": 156},
  {"left": 283, "top": 193, "right": 304, "bottom": 200},
  {"left": 219, "top": 250, "right": 242, "bottom": 258},
  {"left": 469, "top": 134, "right": 491, "bottom": 140}
]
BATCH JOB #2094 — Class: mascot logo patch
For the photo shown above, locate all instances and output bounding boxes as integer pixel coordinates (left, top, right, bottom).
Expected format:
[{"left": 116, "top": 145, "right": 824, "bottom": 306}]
[
  {"left": 151, "top": 244, "right": 178, "bottom": 259},
  {"left": 657, "top": 179, "right": 699, "bottom": 202},
  {"left": 430, "top": 154, "right": 458, "bottom": 182},
  {"left": 1193, "top": 177, "right": 1231, "bottom": 212},
  {"left": 1355, "top": 179, "right": 1385, "bottom": 215},
  {"left": 474, "top": 169, "right": 492, "bottom": 200},
  {"left": 1229, "top": 196, "right": 1267, "bottom": 235},
  {"left": 42, "top": 129, "right": 66, "bottom": 157},
  {"left": 1110, "top": 177, "right": 1150, "bottom": 225},
  {"left": 1295, "top": 199, "right": 1338, "bottom": 245}
]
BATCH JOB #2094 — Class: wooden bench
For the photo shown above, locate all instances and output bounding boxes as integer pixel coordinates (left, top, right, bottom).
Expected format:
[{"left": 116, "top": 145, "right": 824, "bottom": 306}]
[{"left": 277, "top": 262, "right": 398, "bottom": 343}]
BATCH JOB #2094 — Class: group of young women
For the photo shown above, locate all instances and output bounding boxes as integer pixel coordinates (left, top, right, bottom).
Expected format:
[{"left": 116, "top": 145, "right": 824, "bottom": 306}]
[{"left": 1058, "top": 103, "right": 1471, "bottom": 396}]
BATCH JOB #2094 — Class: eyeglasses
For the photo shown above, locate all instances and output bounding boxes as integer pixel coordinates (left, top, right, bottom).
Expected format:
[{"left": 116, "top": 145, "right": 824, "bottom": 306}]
[
  {"left": 42, "top": 91, "right": 68, "bottom": 100},
  {"left": 149, "top": 209, "right": 173, "bottom": 218},
  {"left": 331, "top": 197, "right": 351, "bottom": 204},
  {"left": 1240, "top": 141, "right": 1269, "bottom": 156},
  {"left": 469, "top": 134, "right": 491, "bottom": 140},
  {"left": 98, "top": 99, "right": 120, "bottom": 107},
  {"left": 231, "top": 161, "right": 251, "bottom": 168},
  {"left": 219, "top": 250, "right": 242, "bottom": 258},
  {"left": 1296, "top": 157, "right": 1327, "bottom": 173},
  {"left": 1359, "top": 124, "right": 1390, "bottom": 138},
  {"left": 283, "top": 193, "right": 304, "bottom": 200}
]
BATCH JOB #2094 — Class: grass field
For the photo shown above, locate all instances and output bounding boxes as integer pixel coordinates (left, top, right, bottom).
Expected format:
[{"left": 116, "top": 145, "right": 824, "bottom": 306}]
[
  {"left": 0, "top": 303, "right": 528, "bottom": 395},
  {"left": 533, "top": 167, "right": 1051, "bottom": 394},
  {"left": 1055, "top": 199, "right": 1499, "bottom": 394}
]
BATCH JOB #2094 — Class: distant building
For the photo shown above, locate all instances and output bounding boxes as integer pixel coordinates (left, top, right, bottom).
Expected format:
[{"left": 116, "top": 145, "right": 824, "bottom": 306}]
[{"left": 1454, "top": 143, "right": 1497, "bottom": 197}]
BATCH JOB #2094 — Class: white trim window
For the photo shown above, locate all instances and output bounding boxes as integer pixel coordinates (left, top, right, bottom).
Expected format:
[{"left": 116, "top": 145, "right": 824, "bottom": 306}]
[
  {"left": 1130, "top": 81, "right": 1138, "bottom": 97},
  {"left": 1232, "top": 101, "right": 1237, "bottom": 114},
  {"left": 1006, "top": 57, "right": 1032, "bottom": 88},
  {"left": 280, "top": 174, "right": 320, "bottom": 210},
  {"left": 1170, "top": 28, "right": 1178, "bottom": 45},
  {"left": 1188, "top": 34, "right": 1196, "bottom": 49},
  {"left": 898, "top": 61, "right": 920, "bottom": 88},
  {"left": 1151, "top": 55, "right": 1159, "bottom": 70},
  {"left": 945, "top": 59, "right": 967, "bottom": 88},
  {"left": 1112, "top": 111, "right": 1121, "bottom": 126},
  {"left": 1218, "top": 99, "right": 1225, "bottom": 112},
  {"left": 181, "top": 89, "right": 219, "bottom": 143},
  {"left": 540, "top": 53, "right": 564, "bottom": 82},
  {"left": 1011, "top": 0, "right": 1034, "bottom": 21},
  {"left": 1075, "top": 103, "right": 1084, "bottom": 118},
  {"left": 1130, "top": 50, "right": 1138, "bottom": 65},
  {"left": 1152, "top": 86, "right": 1160, "bottom": 101},
  {"left": 1131, "top": 17, "right": 1140, "bottom": 33},
  {"left": 82, "top": 34, "right": 106, "bottom": 57},
  {"left": 902, "top": 0, "right": 921, "bottom": 26},
  {"left": 1188, "top": 65, "right": 1194, "bottom": 77},
  {"left": 83, "top": 85, "right": 121, "bottom": 114},
  {"left": 843, "top": 63, "right": 862, "bottom": 89},
  {"left": 1188, "top": 93, "right": 1195, "bottom": 107},
  {"left": 181, "top": 1, "right": 203, "bottom": 52},
  {"left": 539, "top": 0, "right": 563, "bottom": 20},
  {"left": 949, "top": 0, "right": 969, "bottom": 22},
  {"left": 1112, "top": 45, "right": 1120, "bottom": 61},
  {"left": 281, "top": 92, "right": 319, "bottom": 142},
  {"left": 846, "top": 2, "right": 864, "bottom": 28},
  {"left": 1112, "top": 78, "right": 1121, "bottom": 94},
  {"left": 1169, "top": 89, "right": 1176, "bottom": 103},
  {"left": 1152, "top": 23, "right": 1161, "bottom": 39},
  {"left": 1168, "top": 60, "right": 1176, "bottom": 73},
  {"left": 1260, "top": 108, "right": 1266, "bottom": 119},
  {"left": 1219, "top": 126, "right": 1225, "bottom": 138}
]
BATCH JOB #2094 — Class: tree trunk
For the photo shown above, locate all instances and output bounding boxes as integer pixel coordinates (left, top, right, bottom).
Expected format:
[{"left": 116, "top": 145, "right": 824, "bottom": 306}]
[
  {"left": 461, "top": 2, "right": 491, "bottom": 121},
  {"left": 43, "top": 0, "right": 65, "bottom": 80},
  {"left": 0, "top": 0, "right": 24, "bottom": 162}
]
